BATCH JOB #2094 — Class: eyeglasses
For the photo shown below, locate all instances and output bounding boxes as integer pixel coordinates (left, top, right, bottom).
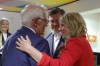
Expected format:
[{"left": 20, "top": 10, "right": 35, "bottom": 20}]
[{"left": 37, "top": 18, "right": 49, "bottom": 26}]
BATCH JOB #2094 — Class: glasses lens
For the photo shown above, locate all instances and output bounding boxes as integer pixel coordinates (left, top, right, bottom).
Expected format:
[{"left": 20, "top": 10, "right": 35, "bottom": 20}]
[{"left": 37, "top": 18, "right": 49, "bottom": 26}]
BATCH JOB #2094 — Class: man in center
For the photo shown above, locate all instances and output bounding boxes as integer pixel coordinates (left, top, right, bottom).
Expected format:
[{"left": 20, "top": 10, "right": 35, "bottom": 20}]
[{"left": 44, "top": 7, "right": 65, "bottom": 58}]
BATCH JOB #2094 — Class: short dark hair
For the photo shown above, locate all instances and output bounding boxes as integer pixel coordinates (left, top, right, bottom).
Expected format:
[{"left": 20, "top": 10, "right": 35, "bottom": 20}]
[{"left": 48, "top": 7, "right": 65, "bottom": 15}]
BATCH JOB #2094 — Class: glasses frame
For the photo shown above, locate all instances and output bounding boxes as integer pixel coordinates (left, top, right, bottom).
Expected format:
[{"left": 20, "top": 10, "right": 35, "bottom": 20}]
[{"left": 37, "top": 18, "right": 49, "bottom": 26}]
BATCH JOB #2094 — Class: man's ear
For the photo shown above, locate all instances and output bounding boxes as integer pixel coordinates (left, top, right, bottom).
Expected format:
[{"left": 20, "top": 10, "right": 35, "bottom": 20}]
[{"left": 32, "top": 18, "right": 38, "bottom": 27}]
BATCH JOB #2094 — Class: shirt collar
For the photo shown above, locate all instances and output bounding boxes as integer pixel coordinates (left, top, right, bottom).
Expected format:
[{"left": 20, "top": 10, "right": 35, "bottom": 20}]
[
  {"left": 52, "top": 31, "right": 62, "bottom": 37},
  {"left": 24, "top": 26, "right": 36, "bottom": 33}
]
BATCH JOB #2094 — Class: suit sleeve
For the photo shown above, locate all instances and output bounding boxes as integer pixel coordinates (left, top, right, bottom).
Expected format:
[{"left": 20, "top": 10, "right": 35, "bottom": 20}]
[
  {"left": 28, "top": 38, "right": 50, "bottom": 66},
  {"left": 36, "top": 39, "right": 50, "bottom": 55},
  {"left": 2, "top": 36, "right": 31, "bottom": 66}
]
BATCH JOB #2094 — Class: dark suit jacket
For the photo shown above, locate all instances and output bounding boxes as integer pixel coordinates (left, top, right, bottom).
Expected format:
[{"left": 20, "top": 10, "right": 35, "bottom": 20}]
[
  {"left": 0, "top": 32, "right": 11, "bottom": 52},
  {"left": 44, "top": 32, "right": 64, "bottom": 58},
  {"left": 2, "top": 26, "right": 50, "bottom": 66},
  {"left": 2, "top": 32, "right": 11, "bottom": 45}
]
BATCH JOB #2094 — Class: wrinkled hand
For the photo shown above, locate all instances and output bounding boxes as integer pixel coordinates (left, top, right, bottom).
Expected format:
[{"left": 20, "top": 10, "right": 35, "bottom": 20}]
[{"left": 16, "top": 35, "right": 32, "bottom": 53}]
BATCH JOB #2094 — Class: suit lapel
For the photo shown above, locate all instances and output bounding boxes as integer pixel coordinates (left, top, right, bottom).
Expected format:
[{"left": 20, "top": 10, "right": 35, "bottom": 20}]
[
  {"left": 57, "top": 38, "right": 65, "bottom": 51},
  {"left": 46, "top": 33, "right": 54, "bottom": 57},
  {"left": 2, "top": 33, "right": 11, "bottom": 45},
  {"left": 53, "top": 37, "right": 65, "bottom": 57}
]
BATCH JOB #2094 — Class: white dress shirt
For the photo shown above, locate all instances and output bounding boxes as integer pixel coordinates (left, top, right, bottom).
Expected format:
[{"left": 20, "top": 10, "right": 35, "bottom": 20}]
[
  {"left": 2, "top": 32, "right": 8, "bottom": 42},
  {"left": 53, "top": 32, "right": 62, "bottom": 54}
]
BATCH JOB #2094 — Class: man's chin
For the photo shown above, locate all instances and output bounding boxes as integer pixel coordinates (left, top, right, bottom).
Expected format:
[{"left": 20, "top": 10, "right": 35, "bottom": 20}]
[
  {"left": 40, "top": 33, "right": 44, "bottom": 37},
  {"left": 40, "top": 35, "right": 43, "bottom": 37},
  {"left": 52, "top": 29, "right": 58, "bottom": 32}
]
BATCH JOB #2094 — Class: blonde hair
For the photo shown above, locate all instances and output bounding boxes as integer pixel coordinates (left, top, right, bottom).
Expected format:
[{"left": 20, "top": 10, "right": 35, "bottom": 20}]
[
  {"left": 61, "top": 12, "right": 87, "bottom": 37},
  {"left": 0, "top": 18, "right": 9, "bottom": 33}
]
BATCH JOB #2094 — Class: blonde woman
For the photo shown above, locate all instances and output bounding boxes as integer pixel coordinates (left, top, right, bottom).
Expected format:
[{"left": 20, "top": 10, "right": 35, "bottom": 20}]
[
  {"left": 0, "top": 18, "right": 11, "bottom": 48},
  {"left": 16, "top": 12, "right": 94, "bottom": 66}
]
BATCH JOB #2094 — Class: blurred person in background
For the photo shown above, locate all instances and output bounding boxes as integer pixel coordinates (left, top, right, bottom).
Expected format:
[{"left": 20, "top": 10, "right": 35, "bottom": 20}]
[
  {"left": 0, "top": 18, "right": 11, "bottom": 48},
  {"left": 16, "top": 12, "right": 94, "bottom": 66}
]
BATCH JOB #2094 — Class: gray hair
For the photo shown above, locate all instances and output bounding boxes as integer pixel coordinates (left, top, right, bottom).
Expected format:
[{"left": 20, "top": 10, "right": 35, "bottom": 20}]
[{"left": 21, "top": 3, "right": 47, "bottom": 26}]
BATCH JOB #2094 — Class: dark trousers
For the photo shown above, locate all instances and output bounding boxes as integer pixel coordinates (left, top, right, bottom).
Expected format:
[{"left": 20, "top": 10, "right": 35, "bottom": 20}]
[{"left": 0, "top": 54, "right": 2, "bottom": 66}]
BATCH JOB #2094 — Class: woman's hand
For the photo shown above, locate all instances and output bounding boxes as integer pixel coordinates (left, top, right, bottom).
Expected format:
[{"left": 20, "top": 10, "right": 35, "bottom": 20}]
[
  {"left": 16, "top": 35, "right": 32, "bottom": 53},
  {"left": 16, "top": 35, "right": 43, "bottom": 62}
]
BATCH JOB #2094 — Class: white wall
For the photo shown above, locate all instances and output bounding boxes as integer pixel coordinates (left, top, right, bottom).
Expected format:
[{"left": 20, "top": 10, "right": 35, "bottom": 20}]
[
  {"left": 96, "top": 14, "right": 100, "bottom": 52},
  {"left": 82, "top": 13, "right": 100, "bottom": 52},
  {"left": 0, "top": 11, "right": 22, "bottom": 34}
]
